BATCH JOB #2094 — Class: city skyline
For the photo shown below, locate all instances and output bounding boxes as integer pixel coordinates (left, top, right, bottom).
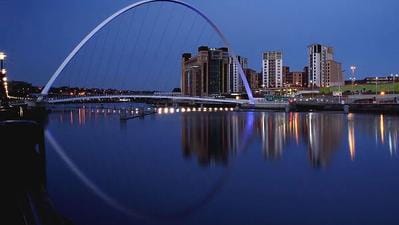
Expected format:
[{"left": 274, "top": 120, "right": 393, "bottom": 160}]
[{"left": 1, "top": 0, "right": 398, "bottom": 86}]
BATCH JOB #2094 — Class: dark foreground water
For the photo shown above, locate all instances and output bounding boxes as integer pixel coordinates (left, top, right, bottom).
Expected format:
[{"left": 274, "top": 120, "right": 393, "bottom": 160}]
[{"left": 45, "top": 105, "right": 399, "bottom": 225}]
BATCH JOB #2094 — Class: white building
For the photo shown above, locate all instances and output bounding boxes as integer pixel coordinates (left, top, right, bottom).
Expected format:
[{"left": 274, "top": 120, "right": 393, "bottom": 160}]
[
  {"left": 228, "top": 56, "right": 248, "bottom": 93},
  {"left": 262, "top": 51, "right": 283, "bottom": 89},
  {"left": 308, "top": 44, "right": 334, "bottom": 87}
]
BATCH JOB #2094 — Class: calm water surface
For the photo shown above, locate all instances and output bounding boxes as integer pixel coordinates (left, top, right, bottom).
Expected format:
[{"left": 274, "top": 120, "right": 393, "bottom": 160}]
[{"left": 45, "top": 105, "right": 399, "bottom": 225}]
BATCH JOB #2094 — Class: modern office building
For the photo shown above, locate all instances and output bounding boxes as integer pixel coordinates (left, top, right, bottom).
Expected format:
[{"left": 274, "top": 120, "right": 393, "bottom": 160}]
[
  {"left": 181, "top": 46, "right": 229, "bottom": 96},
  {"left": 228, "top": 56, "right": 248, "bottom": 93},
  {"left": 262, "top": 51, "right": 283, "bottom": 89}
]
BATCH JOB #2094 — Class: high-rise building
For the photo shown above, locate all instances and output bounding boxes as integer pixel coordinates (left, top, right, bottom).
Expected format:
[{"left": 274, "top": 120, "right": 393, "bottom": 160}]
[
  {"left": 181, "top": 53, "right": 202, "bottom": 96},
  {"left": 308, "top": 44, "right": 334, "bottom": 87},
  {"left": 181, "top": 46, "right": 229, "bottom": 96},
  {"left": 262, "top": 51, "right": 283, "bottom": 89},
  {"left": 228, "top": 56, "right": 248, "bottom": 93}
]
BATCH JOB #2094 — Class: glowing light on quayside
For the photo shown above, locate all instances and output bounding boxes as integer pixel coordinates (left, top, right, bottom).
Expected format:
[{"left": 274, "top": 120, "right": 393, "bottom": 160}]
[
  {"left": 176, "top": 108, "right": 180, "bottom": 113},
  {"left": 192, "top": 108, "right": 196, "bottom": 112},
  {"left": 169, "top": 108, "right": 175, "bottom": 114},
  {"left": 163, "top": 107, "right": 169, "bottom": 114},
  {"left": 187, "top": 108, "right": 191, "bottom": 112},
  {"left": 230, "top": 107, "right": 234, "bottom": 111},
  {"left": 181, "top": 108, "right": 186, "bottom": 113},
  {"left": 157, "top": 108, "right": 162, "bottom": 114},
  {"left": 203, "top": 107, "right": 207, "bottom": 111}
]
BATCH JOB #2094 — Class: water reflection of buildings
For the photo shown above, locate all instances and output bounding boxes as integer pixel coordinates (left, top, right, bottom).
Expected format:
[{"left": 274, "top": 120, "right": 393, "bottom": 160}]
[
  {"left": 181, "top": 111, "right": 346, "bottom": 167},
  {"left": 305, "top": 113, "right": 345, "bottom": 167},
  {"left": 55, "top": 106, "right": 399, "bottom": 167},
  {"left": 181, "top": 112, "right": 247, "bottom": 166},
  {"left": 356, "top": 113, "right": 399, "bottom": 157},
  {"left": 259, "top": 113, "right": 287, "bottom": 159},
  {"left": 348, "top": 114, "right": 356, "bottom": 160},
  {"left": 256, "top": 112, "right": 344, "bottom": 167}
]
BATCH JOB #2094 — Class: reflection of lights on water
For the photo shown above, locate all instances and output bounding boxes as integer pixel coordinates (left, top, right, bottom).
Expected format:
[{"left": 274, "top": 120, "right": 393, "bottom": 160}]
[
  {"left": 388, "top": 132, "right": 394, "bottom": 156},
  {"left": 308, "top": 113, "right": 314, "bottom": 149},
  {"left": 348, "top": 113, "right": 356, "bottom": 161},
  {"left": 292, "top": 113, "right": 299, "bottom": 144},
  {"left": 70, "top": 111, "right": 74, "bottom": 125},
  {"left": 380, "top": 114, "right": 385, "bottom": 144},
  {"left": 78, "top": 108, "right": 86, "bottom": 125}
]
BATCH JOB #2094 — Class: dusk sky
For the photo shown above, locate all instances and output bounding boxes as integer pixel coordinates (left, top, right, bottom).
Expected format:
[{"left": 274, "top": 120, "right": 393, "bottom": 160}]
[{"left": 1, "top": 0, "right": 398, "bottom": 87}]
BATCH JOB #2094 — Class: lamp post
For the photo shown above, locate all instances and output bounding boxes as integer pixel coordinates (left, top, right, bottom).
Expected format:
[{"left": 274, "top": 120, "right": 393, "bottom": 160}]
[{"left": 0, "top": 52, "right": 8, "bottom": 102}]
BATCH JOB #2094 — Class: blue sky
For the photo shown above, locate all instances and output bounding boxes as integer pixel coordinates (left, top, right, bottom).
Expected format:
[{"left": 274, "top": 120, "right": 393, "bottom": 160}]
[{"left": 1, "top": 0, "right": 398, "bottom": 87}]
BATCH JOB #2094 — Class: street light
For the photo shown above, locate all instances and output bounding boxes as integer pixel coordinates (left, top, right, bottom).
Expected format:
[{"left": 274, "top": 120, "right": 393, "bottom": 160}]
[
  {"left": 0, "top": 52, "right": 6, "bottom": 61},
  {"left": 0, "top": 52, "right": 6, "bottom": 72}
]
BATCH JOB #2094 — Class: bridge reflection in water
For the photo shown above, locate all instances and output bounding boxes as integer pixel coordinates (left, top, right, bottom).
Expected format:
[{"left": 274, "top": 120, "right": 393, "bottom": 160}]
[{"left": 51, "top": 106, "right": 399, "bottom": 168}]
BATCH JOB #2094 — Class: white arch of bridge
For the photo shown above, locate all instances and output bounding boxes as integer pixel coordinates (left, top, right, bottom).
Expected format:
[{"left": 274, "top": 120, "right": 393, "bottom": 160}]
[{"left": 40, "top": 0, "right": 254, "bottom": 103}]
